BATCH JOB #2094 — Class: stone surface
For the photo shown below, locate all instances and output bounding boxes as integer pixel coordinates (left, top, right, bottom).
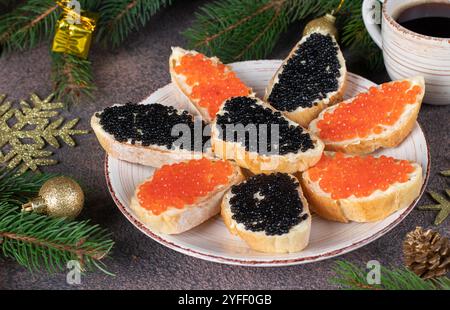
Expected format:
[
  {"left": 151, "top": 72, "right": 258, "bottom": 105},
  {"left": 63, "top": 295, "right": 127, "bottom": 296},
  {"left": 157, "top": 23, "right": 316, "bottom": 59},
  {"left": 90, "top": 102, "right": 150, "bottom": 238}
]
[{"left": 1, "top": 1, "right": 449, "bottom": 290}]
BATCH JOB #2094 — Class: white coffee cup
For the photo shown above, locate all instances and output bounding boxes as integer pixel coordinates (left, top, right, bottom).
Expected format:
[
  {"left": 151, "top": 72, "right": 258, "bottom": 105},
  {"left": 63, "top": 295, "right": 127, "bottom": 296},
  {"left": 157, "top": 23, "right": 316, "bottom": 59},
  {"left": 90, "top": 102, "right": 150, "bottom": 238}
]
[{"left": 362, "top": 0, "right": 450, "bottom": 105}]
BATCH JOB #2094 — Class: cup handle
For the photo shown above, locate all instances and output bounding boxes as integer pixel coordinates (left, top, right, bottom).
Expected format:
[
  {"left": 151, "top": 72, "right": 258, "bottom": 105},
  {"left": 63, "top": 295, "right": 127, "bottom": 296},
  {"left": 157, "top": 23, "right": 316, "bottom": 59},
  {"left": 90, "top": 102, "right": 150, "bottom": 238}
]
[{"left": 362, "top": 0, "right": 383, "bottom": 49}]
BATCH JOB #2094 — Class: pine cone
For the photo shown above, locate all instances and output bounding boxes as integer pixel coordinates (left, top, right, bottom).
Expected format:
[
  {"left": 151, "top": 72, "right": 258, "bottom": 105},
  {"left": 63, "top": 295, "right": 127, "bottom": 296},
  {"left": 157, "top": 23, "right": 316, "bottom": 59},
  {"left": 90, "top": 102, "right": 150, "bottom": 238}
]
[{"left": 403, "top": 227, "right": 450, "bottom": 279}]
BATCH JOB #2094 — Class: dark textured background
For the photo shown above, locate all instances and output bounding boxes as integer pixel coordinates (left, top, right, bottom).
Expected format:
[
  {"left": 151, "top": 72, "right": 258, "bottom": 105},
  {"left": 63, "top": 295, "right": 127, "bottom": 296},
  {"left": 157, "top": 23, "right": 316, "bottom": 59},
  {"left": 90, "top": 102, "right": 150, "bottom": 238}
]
[{"left": 0, "top": 1, "right": 449, "bottom": 290}]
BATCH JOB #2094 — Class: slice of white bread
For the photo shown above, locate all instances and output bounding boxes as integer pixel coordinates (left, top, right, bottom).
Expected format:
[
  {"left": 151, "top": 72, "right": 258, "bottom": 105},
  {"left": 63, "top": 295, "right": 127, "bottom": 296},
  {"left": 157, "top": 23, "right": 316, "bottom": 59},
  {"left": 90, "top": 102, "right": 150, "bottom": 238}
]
[
  {"left": 221, "top": 173, "right": 311, "bottom": 253},
  {"left": 309, "top": 76, "right": 425, "bottom": 155},
  {"left": 301, "top": 152, "right": 423, "bottom": 223},
  {"left": 169, "top": 47, "right": 254, "bottom": 123},
  {"left": 91, "top": 103, "right": 213, "bottom": 168},
  {"left": 264, "top": 29, "right": 347, "bottom": 128},
  {"left": 130, "top": 160, "right": 244, "bottom": 234},
  {"left": 211, "top": 96, "right": 324, "bottom": 174}
]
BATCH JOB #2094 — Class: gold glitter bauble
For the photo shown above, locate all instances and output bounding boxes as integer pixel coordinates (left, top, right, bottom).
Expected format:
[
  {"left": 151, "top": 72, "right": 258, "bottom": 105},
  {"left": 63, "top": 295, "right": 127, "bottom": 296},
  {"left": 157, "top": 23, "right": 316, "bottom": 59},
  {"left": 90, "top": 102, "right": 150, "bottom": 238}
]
[
  {"left": 303, "top": 14, "right": 338, "bottom": 38},
  {"left": 22, "top": 176, "right": 84, "bottom": 219}
]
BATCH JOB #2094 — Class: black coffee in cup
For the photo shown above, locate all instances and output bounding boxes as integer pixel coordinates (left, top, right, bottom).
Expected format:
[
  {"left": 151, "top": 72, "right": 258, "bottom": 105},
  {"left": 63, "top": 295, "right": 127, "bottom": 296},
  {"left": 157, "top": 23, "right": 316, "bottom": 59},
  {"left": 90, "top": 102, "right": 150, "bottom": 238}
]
[{"left": 396, "top": 3, "right": 450, "bottom": 38}]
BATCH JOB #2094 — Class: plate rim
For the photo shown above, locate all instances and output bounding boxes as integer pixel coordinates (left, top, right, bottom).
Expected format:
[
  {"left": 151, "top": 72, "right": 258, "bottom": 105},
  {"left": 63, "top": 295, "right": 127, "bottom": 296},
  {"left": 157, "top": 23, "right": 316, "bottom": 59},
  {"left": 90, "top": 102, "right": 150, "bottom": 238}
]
[{"left": 104, "top": 65, "right": 431, "bottom": 267}]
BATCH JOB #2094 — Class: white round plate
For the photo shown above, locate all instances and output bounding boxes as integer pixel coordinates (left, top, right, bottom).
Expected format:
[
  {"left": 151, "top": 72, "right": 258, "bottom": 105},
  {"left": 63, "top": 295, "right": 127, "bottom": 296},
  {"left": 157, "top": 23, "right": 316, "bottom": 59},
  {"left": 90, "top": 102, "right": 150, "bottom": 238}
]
[{"left": 105, "top": 60, "right": 430, "bottom": 266}]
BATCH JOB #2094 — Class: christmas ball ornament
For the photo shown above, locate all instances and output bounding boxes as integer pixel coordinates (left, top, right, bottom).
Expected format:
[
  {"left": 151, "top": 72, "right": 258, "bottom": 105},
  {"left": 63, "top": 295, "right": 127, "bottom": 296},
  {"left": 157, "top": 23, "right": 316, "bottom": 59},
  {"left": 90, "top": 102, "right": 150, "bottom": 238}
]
[
  {"left": 303, "top": 14, "right": 338, "bottom": 38},
  {"left": 403, "top": 227, "right": 450, "bottom": 279},
  {"left": 22, "top": 176, "right": 84, "bottom": 219}
]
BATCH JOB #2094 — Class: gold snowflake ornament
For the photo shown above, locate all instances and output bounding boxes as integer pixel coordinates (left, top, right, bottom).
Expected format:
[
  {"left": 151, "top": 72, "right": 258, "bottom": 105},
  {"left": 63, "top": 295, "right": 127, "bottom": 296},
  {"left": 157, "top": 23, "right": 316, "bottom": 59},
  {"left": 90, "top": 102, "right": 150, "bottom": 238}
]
[{"left": 0, "top": 93, "right": 88, "bottom": 173}]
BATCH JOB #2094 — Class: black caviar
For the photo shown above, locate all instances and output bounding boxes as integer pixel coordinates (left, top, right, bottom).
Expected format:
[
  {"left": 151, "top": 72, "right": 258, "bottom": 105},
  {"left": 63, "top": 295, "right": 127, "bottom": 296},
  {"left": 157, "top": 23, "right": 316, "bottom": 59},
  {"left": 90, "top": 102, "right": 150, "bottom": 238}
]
[
  {"left": 96, "top": 103, "right": 209, "bottom": 151},
  {"left": 229, "top": 173, "right": 308, "bottom": 236},
  {"left": 268, "top": 33, "right": 341, "bottom": 111},
  {"left": 215, "top": 97, "right": 314, "bottom": 155}
]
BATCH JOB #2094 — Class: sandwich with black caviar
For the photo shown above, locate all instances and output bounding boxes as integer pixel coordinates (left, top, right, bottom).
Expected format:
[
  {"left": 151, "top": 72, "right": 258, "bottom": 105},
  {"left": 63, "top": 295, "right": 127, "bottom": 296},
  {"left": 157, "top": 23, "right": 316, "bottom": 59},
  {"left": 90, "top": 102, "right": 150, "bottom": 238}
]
[
  {"left": 265, "top": 29, "right": 347, "bottom": 128},
  {"left": 221, "top": 173, "right": 311, "bottom": 253},
  {"left": 91, "top": 103, "right": 213, "bottom": 167},
  {"left": 211, "top": 96, "right": 324, "bottom": 174}
]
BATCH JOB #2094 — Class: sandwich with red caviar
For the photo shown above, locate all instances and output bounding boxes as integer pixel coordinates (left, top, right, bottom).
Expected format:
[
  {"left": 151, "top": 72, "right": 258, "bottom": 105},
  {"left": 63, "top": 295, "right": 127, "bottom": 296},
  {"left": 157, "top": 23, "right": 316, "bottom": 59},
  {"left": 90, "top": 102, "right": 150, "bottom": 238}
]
[
  {"left": 169, "top": 47, "right": 253, "bottom": 122},
  {"left": 221, "top": 173, "right": 311, "bottom": 253},
  {"left": 309, "top": 77, "right": 425, "bottom": 154},
  {"left": 301, "top": 152, "right": 423, "bottom": 223},
  {"left": 131, "top": 158, "right": 243, "bottom": 234}
]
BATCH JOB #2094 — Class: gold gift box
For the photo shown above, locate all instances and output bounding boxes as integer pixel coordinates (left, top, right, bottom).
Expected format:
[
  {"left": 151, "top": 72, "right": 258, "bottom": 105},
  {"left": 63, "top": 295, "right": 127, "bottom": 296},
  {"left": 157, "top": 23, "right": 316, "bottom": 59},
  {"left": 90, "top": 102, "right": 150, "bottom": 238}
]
[{"left": 52, "top": 10, "right": 98, "bottom": 59}]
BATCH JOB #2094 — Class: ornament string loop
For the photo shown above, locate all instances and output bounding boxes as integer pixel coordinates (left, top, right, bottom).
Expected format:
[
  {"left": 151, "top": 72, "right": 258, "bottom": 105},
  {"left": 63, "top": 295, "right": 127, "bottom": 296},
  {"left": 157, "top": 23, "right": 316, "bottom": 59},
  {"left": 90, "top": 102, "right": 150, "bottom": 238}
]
[
  {"left": 331, "top": 0, "right": 346, "bottom": 16},
  {"left": 56, "top": 0, "right": 95, "bottom": 31}
]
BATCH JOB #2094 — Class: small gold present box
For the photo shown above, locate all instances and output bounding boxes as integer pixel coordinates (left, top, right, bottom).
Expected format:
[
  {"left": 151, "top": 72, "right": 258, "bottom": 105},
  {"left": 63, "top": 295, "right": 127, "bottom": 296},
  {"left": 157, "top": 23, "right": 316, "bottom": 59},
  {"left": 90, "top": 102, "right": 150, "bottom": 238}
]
[{"left": 52, "top": 8, "right": 98, "bottom": 59}]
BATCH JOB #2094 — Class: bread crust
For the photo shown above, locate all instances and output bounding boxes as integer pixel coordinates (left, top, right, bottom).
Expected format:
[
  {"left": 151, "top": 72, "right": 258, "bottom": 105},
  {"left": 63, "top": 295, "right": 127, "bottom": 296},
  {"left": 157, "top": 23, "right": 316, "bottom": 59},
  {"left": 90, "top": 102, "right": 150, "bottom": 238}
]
[
  {"left": 211, "top": 97, "right": 324, "bottom": 174},
  {"left": 264, "top": 30, "right": 347, "bottom": 128},
  {"left": 309, "top": 76, "right": 425, "bottom": 155},
  {"left": 221, "top": 174, "right": 311, "bottom": 253},
  {"left": 91, "top": 113, "right": 213, "bottom": 168},
  {"left": 300, "top": 154, "right": 423, "bottom": 223},
  {"left": 130, "top": 163, "right": 244, "bottom": 234},
  {"left": 169, "top": 47, "right": 254, "bottom": 123}
]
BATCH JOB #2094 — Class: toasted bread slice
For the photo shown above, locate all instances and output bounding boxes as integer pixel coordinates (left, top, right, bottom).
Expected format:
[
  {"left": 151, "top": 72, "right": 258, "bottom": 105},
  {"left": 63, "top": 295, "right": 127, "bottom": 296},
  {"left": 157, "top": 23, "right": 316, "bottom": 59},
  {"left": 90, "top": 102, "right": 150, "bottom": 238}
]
[
  {"left": 131, "top": 159, "right": 244, "bottom": 234},
  {"left": 169, "top": 47, "right": 253, "bottom": 122},
  {"left": 301, "top": 152, "right": 423, "bottom": 223},
  {"left": 265, "top": 30, "right": 347, "bottom": 128},
  {"left": 91, "top": 103, "right": 213, "bottom": 168},
  {"left": 211, "top": 96, "right": 324, "bottom": 174},
  {"left": 309, "top": 77, "right": 425, "bottom": 154},
  {"left": 221, "top": 173, "right": 311, "bottom": 253}
]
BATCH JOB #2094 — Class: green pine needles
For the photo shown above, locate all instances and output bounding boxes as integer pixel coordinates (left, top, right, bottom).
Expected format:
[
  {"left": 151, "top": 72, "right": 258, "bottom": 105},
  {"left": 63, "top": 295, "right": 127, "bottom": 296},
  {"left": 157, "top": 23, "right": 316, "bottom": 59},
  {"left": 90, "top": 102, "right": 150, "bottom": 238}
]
[
  {"left": 97, "top": 0, "right": 173, "bottom": 48},
  {"left": 0, "top": 168, "right": 114, "bottom": 274},
  {"left": 0, "top": 0, "right": 382, "bottom": 105},
  {"left": 51, "top": 52, "right": 96, "bottom": 104},
  {"left": 184, "top": 0, "right": 382, "bottom": 67},
  {"left": 331, "top": 261, "right": 450, "bottom": 290}
]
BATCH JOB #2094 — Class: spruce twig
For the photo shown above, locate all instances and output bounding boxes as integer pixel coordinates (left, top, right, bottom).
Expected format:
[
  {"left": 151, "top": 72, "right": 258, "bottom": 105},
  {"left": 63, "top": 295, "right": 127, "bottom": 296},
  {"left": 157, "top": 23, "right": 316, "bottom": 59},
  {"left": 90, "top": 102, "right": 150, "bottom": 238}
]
[
  {"left": 51, "top": 52, "right": 96, "bottom": 105},
  {"left": 341, "top": 1, "right": 383, "bottom": 70},
  {"left": 331, "top": 261, "right": 450, "bottom": 290},
  {"left": 184, "top": 0, "right": 383, "bottom": 69},
  {"left": 0, "top": 202, "right": 114, "bottom": 273},
  {"left": 96, "top": 0, "right": 173, "bottom": 48},
  {"left": 0, "top": 0, "right": 59, "bottom": 53},
  {"left": 0, "top": 167, "right": 55, "bottom": 205},
  {"left": 0, "top": 169, "right": 114, "bottom": 274}
]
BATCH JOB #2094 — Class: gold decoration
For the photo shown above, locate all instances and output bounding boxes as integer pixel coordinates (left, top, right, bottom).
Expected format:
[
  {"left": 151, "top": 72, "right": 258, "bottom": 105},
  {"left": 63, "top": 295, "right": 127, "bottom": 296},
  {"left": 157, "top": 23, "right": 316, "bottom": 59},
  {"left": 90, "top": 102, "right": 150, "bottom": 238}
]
[
  {"left": 441, "top": 170, "right": 450, "bottom": 177},
  {"left": 0, "top": 93, "right": 89, "bottom": 174},
  {"left": 52, "top": 1, "right": 98, "bottom": 59},
  {"left": 419, "top": 191, "right": 450, "bottom": 226},
  {"left": 403, "top": 227, "right": 450, "bottom": 279},
  {"left": 303, "top": 0, "right": 345, "bottom": 38},
  {"left": 303, "top": 14, "right": 338, "bottom": 38},
  {"left": 22, "top": 176, "right": 84, "bottom": 219}
]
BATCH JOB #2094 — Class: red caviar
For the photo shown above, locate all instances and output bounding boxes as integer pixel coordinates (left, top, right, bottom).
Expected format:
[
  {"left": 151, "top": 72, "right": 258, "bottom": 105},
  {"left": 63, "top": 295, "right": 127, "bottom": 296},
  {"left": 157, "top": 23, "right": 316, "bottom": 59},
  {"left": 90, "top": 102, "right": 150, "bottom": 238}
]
[
  {"left": 317, "top": 80, "right": 422, "bottom": 141},
  {"left": 137, "top": 158, "right": 234, "bottom": 215},
  {"left": 308, "top": 153, "right": 414, "bottom": 200},
  {"left": 173, "top": 53, "right": 251, "bottom": 118}
]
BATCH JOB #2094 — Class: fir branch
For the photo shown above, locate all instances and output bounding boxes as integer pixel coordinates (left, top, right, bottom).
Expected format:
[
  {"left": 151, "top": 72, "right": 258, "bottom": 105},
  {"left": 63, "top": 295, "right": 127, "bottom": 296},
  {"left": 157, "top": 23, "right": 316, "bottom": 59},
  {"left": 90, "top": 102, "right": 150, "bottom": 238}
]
[
  {"left": 341, "top": 1, "right": 383, "bottom": 70},
  {"left": 331, "top": 261, "right": 450, "bottom": 290},
  {"left": 0, "top": 167, "right": 55, "bottom": 205},
  {"left": 0, "top": 202, "right": 114, "bottom": 273},
  {"left": 0, "top": 0, "right": 59, "bottom": 53},
  {"left": 184, "top": 0, "right": 290, "bottom": 63},
  {"left": 51, "top": 52, "right": 96, "bottom": 105},
  {"left": 96, "top": 0, "right": 173, "bottom": 48},
  {"left": 184, "top": 0, "right": 383, "bottom": 70}
]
